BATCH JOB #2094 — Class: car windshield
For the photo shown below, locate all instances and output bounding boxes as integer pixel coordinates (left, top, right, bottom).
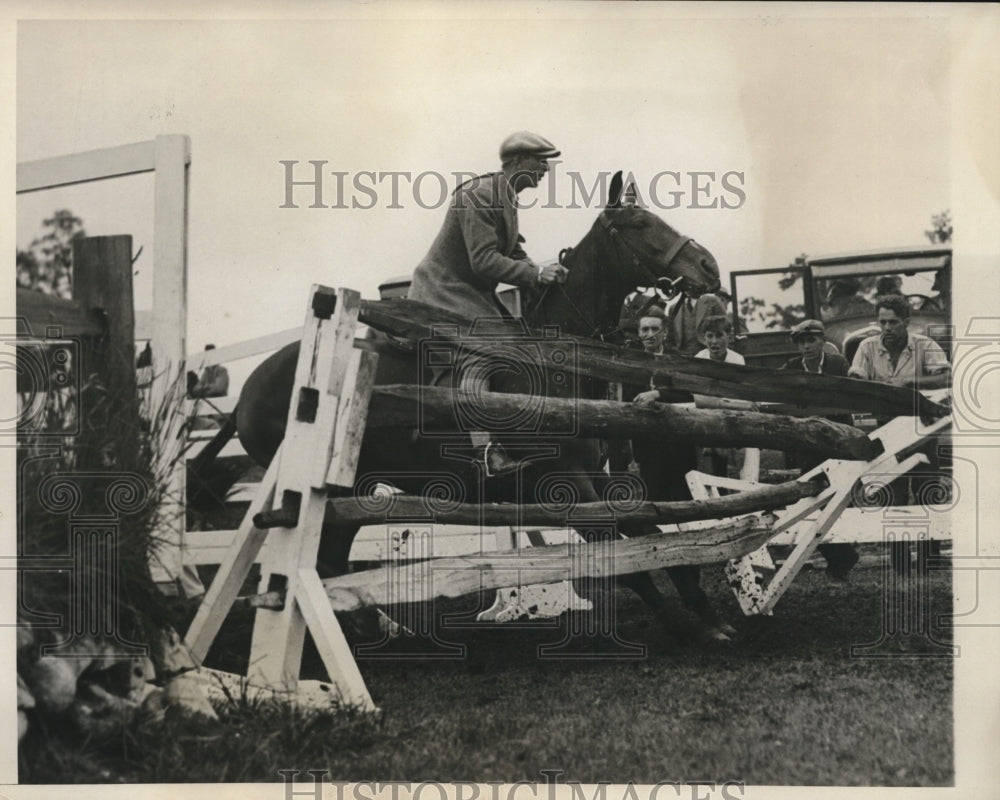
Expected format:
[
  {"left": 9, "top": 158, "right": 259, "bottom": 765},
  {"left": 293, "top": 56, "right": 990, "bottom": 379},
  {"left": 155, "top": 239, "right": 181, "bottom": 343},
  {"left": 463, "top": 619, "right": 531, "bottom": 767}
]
[
  {"left": 732, "top": 268, "right": 807, "bottom": 334},
  {"left": 814, "top": 269, "right": 947, "bottom": 323}
]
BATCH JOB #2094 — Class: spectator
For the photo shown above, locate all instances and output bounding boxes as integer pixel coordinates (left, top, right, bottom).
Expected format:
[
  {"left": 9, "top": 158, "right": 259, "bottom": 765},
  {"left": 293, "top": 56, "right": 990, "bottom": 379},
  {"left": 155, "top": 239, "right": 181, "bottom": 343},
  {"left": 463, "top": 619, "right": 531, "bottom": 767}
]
[
  {"left": 136, "top": 342, "right": 152, "bottom": 368},
  {"left": 692, "top": 315, "right": 757, "bottom": 479},
  {"left": 627, "top": 306, "right": 733, "bottom": 640},
  {"left": 825, "top": 278, "right": 875, "bottom": 318},
  {"left": 190, "top": 344, "right": 230, "bottom": 399},
  {"left": 848, "top": 294, "right": 950, "bottom": 575},
  {"left": 875, "top": 275, "right": 903, "bottom": 297},
  {"left": 665, "top": 289, "right": 727, "bottom": 356},
  {"left": 781, "top": 319, "right": 859, "bottom": 579}
]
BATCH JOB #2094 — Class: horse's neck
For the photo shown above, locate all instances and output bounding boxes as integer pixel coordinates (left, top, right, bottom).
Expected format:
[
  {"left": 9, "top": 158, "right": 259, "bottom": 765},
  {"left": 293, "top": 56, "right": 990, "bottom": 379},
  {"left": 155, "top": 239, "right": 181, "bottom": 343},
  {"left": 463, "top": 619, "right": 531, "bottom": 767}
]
[{"left": 527, "top": 221, "right": 625, "bottom": 338}]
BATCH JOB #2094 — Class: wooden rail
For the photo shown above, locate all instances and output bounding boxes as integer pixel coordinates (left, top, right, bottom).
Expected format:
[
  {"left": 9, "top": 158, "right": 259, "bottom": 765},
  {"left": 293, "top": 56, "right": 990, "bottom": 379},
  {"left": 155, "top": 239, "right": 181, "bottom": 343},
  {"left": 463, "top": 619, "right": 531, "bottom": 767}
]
[
  {"left": 369, "top": 385, "right": 881, "bottom": 460},
  {"left": 316, "top": 515, "right": 774, "bottom": 612},
  {"left": 15, "top": 289, "right": 104, "bottom": 337},
  {"left": 287, "top": 478, "right": 825, "bottom": 528},
  {"left": 358, "top": 298, "right": 947, "bottom": 419}
]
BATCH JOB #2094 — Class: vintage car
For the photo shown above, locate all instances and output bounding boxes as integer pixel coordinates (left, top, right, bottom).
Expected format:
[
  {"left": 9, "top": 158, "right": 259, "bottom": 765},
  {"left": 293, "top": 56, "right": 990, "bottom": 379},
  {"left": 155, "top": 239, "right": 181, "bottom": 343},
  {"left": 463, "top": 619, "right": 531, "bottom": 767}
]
[{"left": 728, "top": 245, "right": 952, "bottom": 369}]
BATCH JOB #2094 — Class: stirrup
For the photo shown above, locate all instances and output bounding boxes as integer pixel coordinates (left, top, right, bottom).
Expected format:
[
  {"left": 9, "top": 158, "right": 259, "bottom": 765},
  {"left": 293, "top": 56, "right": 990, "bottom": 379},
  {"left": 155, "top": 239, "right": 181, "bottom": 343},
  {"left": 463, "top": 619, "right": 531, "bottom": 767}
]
[{"left": 482, "top": 441, "right": 519, "bottom": 478}]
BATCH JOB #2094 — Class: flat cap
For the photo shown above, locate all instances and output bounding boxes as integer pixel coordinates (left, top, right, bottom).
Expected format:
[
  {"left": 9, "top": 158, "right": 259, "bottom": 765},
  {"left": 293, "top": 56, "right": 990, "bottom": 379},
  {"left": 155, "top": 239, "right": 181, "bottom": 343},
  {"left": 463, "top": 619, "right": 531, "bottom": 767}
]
[
  {"left": 790, "top": 319, "right": 826, "bottom": 339},
  {"left": 500, "top": 131, "right": 560, "bottom": 161}
]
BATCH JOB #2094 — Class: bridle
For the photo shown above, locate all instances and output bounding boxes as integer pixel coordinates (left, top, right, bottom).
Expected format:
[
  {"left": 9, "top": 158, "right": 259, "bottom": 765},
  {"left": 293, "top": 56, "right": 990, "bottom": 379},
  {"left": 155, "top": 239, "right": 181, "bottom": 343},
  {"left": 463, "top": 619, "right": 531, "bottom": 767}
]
[
  {"left": 527, "top": 209, "right": 704, "bottom": 341},
  {"left": 598, "top": 210, "right": 696, "bottom": 301}
]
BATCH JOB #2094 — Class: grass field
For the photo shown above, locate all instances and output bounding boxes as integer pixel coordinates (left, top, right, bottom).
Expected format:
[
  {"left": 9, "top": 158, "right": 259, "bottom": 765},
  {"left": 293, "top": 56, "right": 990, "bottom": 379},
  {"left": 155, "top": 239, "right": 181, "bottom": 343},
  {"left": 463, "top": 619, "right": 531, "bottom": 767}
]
[{"left": 20, "top": 546, "right": 953, "bottom": 786}]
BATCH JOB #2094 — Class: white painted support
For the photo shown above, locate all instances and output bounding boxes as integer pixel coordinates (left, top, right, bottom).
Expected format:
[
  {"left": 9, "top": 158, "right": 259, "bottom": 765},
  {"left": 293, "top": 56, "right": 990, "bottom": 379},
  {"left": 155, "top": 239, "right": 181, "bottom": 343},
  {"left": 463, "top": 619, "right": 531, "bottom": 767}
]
[
  {"left": 739, "top": 448, "right": 761, "bottom": 482},
  {"left": 327, "top": 349, "right": 379, "bottom": 489},
  {"left": 145, "top": 135, "right": 193, "bottom": 587},
  {"left": 246, "top": 286, "right": 376, "bottom": 709},
  {"left": 755, "top": 416, "right": 951, "bottom": 614},
  {"left": 477, "top": 528, "right": 593, "bottom": 621},
  {"left": 687, "top": 415, "right": 952, "bottom": 615},
  {"left": 295, "top": 569, "right": 376, "bottom": 711},
  {"left": 17, "top": 135, "right": 193, "bottom": 591},
  {"left": 16, "top": 139, "right": 159, "bottom": 193},
  {"left": 185, "top": 327, "right": 302, "bottom": 372},
  {"left": 183, "top": 454, "right": 281, "bottom": 664}
]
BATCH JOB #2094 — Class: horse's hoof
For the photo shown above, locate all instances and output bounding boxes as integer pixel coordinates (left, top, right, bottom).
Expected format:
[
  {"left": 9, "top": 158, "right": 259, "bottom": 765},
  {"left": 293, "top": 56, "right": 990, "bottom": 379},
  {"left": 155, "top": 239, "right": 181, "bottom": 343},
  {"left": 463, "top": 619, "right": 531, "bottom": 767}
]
[{"left": 698, "top": 626, "right": 732, "bottom": 645}]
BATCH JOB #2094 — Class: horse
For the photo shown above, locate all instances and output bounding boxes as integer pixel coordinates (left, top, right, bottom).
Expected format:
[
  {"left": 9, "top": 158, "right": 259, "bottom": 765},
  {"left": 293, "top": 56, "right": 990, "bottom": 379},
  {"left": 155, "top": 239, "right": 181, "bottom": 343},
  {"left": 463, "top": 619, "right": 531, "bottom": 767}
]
[{"left": 234, "top": 172, "right": 726, "bottom": 641}]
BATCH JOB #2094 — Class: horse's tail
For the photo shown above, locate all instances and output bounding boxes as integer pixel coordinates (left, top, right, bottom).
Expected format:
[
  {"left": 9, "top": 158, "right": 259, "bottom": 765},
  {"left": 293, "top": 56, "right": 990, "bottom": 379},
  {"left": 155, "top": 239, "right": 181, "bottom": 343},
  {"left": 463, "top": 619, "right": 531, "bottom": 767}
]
[{"left": 186, "top": 408, "right": 241, "bottom": 512}]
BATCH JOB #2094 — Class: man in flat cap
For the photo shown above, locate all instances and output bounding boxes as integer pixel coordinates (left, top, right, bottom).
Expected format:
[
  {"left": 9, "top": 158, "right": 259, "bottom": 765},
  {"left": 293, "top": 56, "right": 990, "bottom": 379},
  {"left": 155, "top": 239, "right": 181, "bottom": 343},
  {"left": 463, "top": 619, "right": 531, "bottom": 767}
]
[
  {"left": 782, "top": 319, "right": 848, "bottom": 376},
  {"left": 409, "top": 131, "right": 568, "bottom": 476},
  {"left": 781, "top": 319, "right": 858, "bottom": 579}
]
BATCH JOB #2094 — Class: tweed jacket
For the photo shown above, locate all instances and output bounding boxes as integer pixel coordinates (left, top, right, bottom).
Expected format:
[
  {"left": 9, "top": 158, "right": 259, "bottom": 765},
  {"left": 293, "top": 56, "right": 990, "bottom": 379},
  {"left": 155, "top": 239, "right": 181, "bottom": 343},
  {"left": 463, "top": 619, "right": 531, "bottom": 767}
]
[
  {"left": 665, "top": 293, "right": 727, "bottom": 356},
  {"left": 409, "top": 172, "right": 540, "bottom": 323}
]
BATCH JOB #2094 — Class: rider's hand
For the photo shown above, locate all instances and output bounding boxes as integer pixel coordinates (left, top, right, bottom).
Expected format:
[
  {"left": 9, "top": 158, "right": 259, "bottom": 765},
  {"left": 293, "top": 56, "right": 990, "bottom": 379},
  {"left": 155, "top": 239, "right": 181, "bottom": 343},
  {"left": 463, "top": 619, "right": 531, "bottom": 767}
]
[{"left": 538, "top": 264, "right": 569, "bottom": 285}]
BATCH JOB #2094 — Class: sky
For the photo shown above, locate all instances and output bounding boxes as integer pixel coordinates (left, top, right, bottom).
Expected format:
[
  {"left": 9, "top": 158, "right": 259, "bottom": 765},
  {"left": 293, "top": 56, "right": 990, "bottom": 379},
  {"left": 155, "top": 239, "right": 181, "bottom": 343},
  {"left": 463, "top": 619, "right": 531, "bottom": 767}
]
[{"left": 12, "top": 7, "right": 987, "bottom": 382}]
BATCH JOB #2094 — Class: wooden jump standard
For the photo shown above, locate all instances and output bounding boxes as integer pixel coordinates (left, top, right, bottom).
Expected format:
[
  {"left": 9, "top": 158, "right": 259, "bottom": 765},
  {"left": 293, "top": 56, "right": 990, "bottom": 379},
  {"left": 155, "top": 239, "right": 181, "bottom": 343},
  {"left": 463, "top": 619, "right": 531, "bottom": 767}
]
[
  {"left": 181, "top": 286, "right": 950, "bottom": 711},
  {"left": 180, "top": 285, "right": 833, "bottom": 710}
]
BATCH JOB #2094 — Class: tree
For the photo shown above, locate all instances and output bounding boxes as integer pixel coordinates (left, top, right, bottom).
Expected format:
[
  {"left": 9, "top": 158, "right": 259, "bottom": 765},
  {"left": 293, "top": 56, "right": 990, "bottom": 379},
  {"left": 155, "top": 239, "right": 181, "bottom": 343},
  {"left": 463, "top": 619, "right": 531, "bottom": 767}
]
[
  {"left": 15, "top": 209, "right": 86, "bottom": 298},
  {"left": 925, "top": 210, "right": 952, "bottom": 244}
]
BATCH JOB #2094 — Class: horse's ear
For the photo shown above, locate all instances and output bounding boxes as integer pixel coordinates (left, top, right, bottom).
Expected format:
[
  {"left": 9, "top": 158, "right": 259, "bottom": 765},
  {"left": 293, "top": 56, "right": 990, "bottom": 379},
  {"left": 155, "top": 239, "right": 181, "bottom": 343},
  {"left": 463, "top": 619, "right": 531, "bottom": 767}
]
[
  {"left": 621, "top": 181, "right": 638, "bottom": 207},
  {"left": 608, "top": 171, "right": 623, "bottom": 208}
]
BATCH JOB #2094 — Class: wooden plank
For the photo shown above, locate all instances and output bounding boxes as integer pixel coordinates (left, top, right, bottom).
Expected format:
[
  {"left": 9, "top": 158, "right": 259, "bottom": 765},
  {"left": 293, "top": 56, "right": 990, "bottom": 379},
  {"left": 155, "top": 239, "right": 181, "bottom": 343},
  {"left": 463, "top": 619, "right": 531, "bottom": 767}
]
[
  {"left": 185, "top": 437, "right": 246, "bottom": 461},
  {"left": 358, "top": 298, "right": 947, "bottom": 419},
  {"left": 16, "top": 139, "right": 158, "bottom": 193},
  {"left": 326, "top": 349, "right": 379, "bottom": 488},
  {"left": 183, "top": 456, "right": 280, "bottom": 664},
  {"left": 134, "top": 310, "right": 152, "bottom": 341},
  {"left": 371, "top": 385, "right": 880, "bottom": 460},
  {"left": 295, "top": 569, "right": 377, "bottom": 712},
  {"left": 180, "top": 505, "right": 952, "bottom": 568},
  {"left": 322, "top": 478, "right": 823, "bottom": 527},
  {"left": 319, "top": 516, "right": 774, "bottom": 612},
  {"left": 185, "top": 395, "right": 239, "bottom": 417},
  {"left": 185, "top": 327, "right": 302, "bottom": 371},
  {"left": 151, "top": 134, "right": 189, "bottom": 382},
  {"left": 305, "top": 291, "right": 362, "bottom": 487},
  {"left": 758, "top": 450, "right": 930, "bottom": 615},
  {"left": 148, "top": 134, "right": 191, "bottom": 585},
  {"left": 772, "top": 505, "right": 951, "bottom": 544},
  {"left": 16, "top": 288, "right": 104, "bottom": 337}
]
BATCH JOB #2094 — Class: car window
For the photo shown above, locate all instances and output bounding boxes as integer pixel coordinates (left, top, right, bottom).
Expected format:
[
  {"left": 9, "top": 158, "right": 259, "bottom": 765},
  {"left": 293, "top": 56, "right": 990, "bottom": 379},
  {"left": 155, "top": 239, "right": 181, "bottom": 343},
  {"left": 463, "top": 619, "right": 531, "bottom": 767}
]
[{"left": 815, "top": 270, "right": 946, "bottom": 323}]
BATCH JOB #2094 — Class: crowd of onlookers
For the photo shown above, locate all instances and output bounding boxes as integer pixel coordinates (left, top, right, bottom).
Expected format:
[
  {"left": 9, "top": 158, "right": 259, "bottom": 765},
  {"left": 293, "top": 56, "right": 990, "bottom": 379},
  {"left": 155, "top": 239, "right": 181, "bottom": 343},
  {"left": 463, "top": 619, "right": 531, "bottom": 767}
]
[{"left": 617, "top": 280, "right": 950, "bottom": 580}]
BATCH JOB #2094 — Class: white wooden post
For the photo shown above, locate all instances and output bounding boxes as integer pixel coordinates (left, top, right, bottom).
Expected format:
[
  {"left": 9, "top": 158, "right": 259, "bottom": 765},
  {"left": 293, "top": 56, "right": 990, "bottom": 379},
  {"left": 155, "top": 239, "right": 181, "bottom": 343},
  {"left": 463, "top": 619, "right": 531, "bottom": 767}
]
[
  {"left": 246, "top": 286, "right": 377, "bottom": 710},
  {"left": 148, "top": 135, "right": 193, "bottom": 590}
]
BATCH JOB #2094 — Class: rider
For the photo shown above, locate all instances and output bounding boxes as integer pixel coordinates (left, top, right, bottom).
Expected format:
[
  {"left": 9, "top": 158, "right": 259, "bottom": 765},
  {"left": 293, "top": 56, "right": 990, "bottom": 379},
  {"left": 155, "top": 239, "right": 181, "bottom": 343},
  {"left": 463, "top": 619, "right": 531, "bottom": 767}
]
[{"left": 408, "top": 131, "right": 569, "bottom": 476}]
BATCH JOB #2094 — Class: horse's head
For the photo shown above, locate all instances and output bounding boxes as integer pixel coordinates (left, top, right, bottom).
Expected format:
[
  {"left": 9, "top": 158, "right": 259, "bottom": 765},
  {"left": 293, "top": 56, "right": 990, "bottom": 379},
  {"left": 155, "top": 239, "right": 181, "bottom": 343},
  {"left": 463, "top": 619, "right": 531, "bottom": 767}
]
[{"left": 599, "top": 171, "right": 721, "bottom": 300}]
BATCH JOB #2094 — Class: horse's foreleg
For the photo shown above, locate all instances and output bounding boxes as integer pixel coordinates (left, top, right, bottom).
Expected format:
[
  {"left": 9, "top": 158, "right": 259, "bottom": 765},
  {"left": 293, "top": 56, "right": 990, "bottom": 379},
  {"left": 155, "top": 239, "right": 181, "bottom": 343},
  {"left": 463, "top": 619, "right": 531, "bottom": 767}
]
[
  {"left": 617, "top": 520, "right": 734, "bottom": 642},
  {"left": 665, "top": 566, "right": 734, "bottom": 640},
  {"left": 316, "top": 519, "right": 390, "bottom": 642},
  {"left": 316, "top": 521, "right": 359, "bottom": 578}
]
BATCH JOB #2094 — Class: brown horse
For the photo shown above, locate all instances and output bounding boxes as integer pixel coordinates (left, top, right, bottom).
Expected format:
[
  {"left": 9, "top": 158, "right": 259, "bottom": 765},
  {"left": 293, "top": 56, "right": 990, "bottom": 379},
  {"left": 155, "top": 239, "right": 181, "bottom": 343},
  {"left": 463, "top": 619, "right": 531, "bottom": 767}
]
[{"left": 235, "top": 173, "right": 725, "bottom": 641}]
